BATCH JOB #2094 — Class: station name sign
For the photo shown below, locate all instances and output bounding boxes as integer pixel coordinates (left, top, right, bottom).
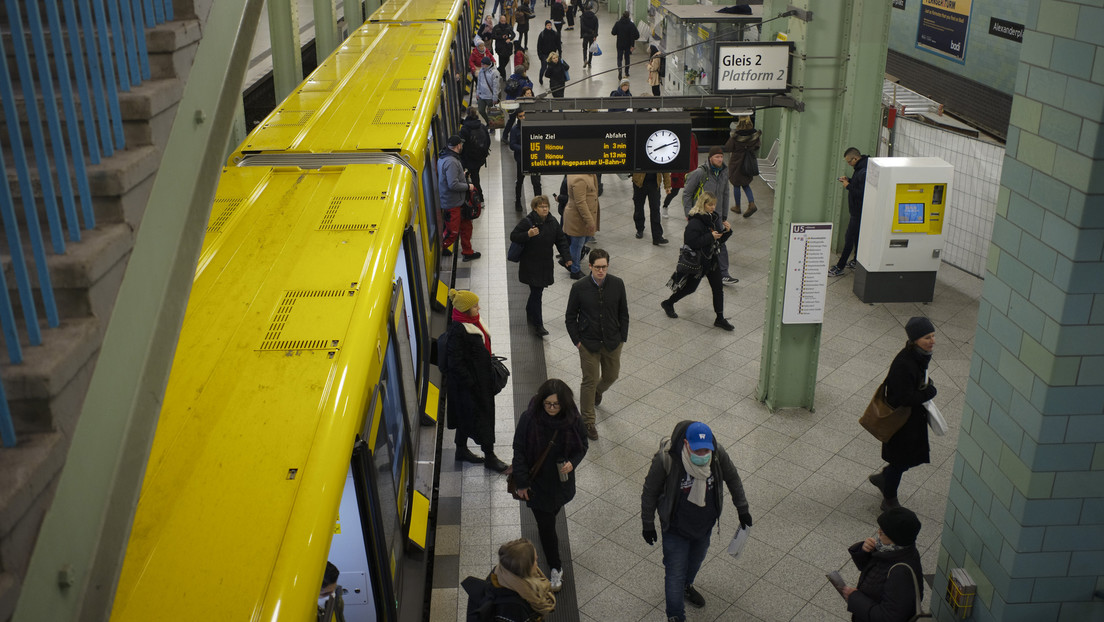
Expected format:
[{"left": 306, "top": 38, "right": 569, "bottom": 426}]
[
  {"left": 521, "top": 113, "right": 692, "bottom": 174},
  {"left": 713, "top": 42, "right": 793, "bottom": 94}
]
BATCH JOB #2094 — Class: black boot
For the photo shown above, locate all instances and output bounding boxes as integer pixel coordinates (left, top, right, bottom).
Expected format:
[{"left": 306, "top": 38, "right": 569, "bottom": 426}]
[
  {"left": 455, "top": 445, "right": 485, "bottom": 464},
  {"left": 868, "top": 470, "right": 886, "bottom": 495},
  {"left": 661, "top": 299, "right": 678, "bottom": 318},
  {"left": 714, "top": 315, "right": 734, "bottom": 331},
  {"left": 484, "top": 452, "right": 509, "bottom": 473}
]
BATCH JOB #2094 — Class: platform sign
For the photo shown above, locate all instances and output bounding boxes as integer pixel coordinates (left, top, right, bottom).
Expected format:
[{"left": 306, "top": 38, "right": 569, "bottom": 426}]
[
  {"left": 713, "top": 42, "right": 792, "bottom": 94},
  {"left": 783, "top": 223, "right": 832, "bottom": 324},
  {"left": 522, "top": 113, "right": 691, "bottom": 174}
]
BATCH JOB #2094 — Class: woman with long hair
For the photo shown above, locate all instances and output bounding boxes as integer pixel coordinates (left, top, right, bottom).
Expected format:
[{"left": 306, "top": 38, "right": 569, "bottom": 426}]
[
  {"left": 510, "top": 379, "right": 588, "bottom": 592},
  {"left": 468, "top": 538, "right": 556, "bottom": 621},
  {"left": 543, "top": 51, "right": 569, "bottom": 98},
  {"left": 660, "top": 192, "right": 735, "bottom": 331},
  {"left": 724, "top": 117, "right": 762, "bottom": 217}
]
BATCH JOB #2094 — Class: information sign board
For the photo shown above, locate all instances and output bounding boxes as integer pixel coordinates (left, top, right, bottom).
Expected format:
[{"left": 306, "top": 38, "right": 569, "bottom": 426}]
[
  {"left": 522, "top": 113, "right": 691, "bottom": 174},
  {"left": 713, "top": 42, "right": 792, "bottom": 94},
  {"left": 783, "top": 223, "right": 832, "bottom": 324}
]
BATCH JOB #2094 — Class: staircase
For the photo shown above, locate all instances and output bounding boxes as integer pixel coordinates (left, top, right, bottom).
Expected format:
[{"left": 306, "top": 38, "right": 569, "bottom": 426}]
[{"left": 0, "top": 4, "right": 205, "bottom": 620}]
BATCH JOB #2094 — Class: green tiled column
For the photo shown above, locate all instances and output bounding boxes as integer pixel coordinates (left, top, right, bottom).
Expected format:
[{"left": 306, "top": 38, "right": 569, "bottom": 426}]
[{"left": 934, "top": 1, "right": 1104, "bottom": 620}]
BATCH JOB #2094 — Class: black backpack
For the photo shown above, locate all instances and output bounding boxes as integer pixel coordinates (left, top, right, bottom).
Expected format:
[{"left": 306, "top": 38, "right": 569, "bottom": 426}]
[
  {"left": 505, "top": 76, "right": 521, "bottom": 98},
  {"left": 435, "top": 328, "right": 450, "bottom": 374}
]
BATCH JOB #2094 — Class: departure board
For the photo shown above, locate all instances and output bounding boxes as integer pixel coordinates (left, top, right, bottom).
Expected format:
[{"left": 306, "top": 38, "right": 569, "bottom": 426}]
[{"left": 520, "top": 113, "right": 692, "bottom": 174}]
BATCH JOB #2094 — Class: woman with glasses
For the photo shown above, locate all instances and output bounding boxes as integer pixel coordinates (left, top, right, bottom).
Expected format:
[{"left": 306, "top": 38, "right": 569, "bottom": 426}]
[{"left": 510, "top": 379, "right": 588, "bottom": 593}]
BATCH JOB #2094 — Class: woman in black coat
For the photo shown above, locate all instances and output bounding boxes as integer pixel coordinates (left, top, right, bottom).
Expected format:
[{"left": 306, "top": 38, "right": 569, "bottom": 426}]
[
  {"left": 660, "top": 191, "right": 734, "bottom": 331},
  {"left": 869, "top": 317, "right": 937, "bottom": 510},
  {"left": 511, "top": 379, "right": 588, "bottom": 592},
  {"left": 446, "top": 289, "right": 509, "bottom": 473},
  {"left": 543, "top": 51, "right": 568, "bottom": 98},
  {"left": 510, "top": 196, "right": 572, "bottom": 336},
  {"left": 840, "top": 507, "right": 924, "bottom": 622}
]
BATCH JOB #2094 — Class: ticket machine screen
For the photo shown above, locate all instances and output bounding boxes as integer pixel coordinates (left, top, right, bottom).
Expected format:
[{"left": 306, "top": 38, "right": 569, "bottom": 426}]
[{"left": 898, "top": 203, "right": 925, "bottom": 224}]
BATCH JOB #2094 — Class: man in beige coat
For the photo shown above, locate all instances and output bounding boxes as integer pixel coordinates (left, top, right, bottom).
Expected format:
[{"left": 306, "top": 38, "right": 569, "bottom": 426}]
[{"left": 561, "top": 174, "right": 599, "bottom": 280}]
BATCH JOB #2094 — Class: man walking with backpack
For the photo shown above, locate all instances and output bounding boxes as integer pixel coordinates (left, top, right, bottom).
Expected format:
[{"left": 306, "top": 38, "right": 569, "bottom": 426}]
[
  {"left": 460, "top": 107, "right": 491, "bottom": 196},
  {"left": 642, "top": 421, "right": 752, "bottom": 622},
  {"left": 438, "top": 135, "right": 480, "bottom": 261}
]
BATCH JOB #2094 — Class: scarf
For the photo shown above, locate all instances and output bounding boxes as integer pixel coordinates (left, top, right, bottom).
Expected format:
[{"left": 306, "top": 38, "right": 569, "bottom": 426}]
[
  {"left": 874, "top": 538, "right": 905, "bottom": 554},
  {"left": 452, "top": 308, "right": 492, "bottom": 353},
  {"left": 680, "top": 445, "right": 712, "bottom": 507},
  {"left": 493, "top": 564, "right": 556, "bottom": 615},
  {"left": 524, "top": 398, "right": 585, "bottom": 463}
]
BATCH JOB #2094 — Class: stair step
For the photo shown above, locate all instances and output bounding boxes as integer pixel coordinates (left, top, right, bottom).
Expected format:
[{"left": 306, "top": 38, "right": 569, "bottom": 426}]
[
  {"left": 0, "top": 431, "right": 66, "bottom": 584},
  {"left": 0, "top": 317, "right": 102, "bottom": 434}
]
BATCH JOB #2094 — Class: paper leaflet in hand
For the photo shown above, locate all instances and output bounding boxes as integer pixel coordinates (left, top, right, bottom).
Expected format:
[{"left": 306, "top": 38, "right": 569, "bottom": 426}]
[{"left": 727, "top": 525, "right": 750, "bottom": 558}]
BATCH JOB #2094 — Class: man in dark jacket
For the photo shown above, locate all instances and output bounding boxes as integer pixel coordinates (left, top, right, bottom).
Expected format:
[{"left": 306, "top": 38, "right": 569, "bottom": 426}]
[
  {"left": 536, "top": 21, "right": 562, "bottom": 85},
  {"left": 579, "top": 6, "right": 599, "bottom": 68},
  {"left": 459, "top": 107, "right": 491, "bottom": 195},
  {"left": 829, "top": 147, "right": 868, "bottom": 276},
  {"left": 840, "top": 507, "right": 924, "bottom": 622},
  {"left": 642, "top": 421, "right": 751, "bottom": 622},
  {"left": 437, "top": 135, "right": 479, "bottom": 260},
  {"left": 491, "top": 15, "right": 515, "bottom": 78},
  {"left": 610, "top": 11, "right": 640, "bottom": 79},
  {"left": 564, "top": 249, "right": 628, "bottom": 440}
]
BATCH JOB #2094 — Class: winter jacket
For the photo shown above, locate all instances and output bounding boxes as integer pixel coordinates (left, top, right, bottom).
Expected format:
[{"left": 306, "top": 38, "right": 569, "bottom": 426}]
[
  {"left": 492, "top": 23, "right": 516, "bottom": 57},
  {"left": 641, "top": 420, "right": 749, "bottom": 534},
  {"left": 460, "top": 118, "right": 490, "bottom": 169},
  {"left": 882, "top": 344, "right": 936, "bottom": 468},
  {"left": 682, "top": 162, "right": 732, "bottom": 220},
  {"left": 682, "top": 211, "right": 731, "bottom": 271},
  {"left": 550, "top": 1, "right": 565, "bottom": 24},
  {"left": 506, "top": 72, "right": 534, "bottom": 99},
  {"left": 516, "top": 6, "right": 533, "bottom": 32},
  {"left": 845, "top": 155, "right": 869, "bottom": 217},
  {"left": 580, "top": 11, "right": 599, "bottom": 39},
  {"left": 510, "top": 211, "right": 571, "bottom": 287},
  {"left": 608, "top": 87, "right": 631, "bottom": 112},
  {"left": 648, "top": 53, "right": 661, "bottom": 87},
  {"left": 561, "top": 174, "right": 598, "bottom": 236},
  {"left": 476, "top": 66, "right": 501, "bottom": 102},
  {"left": 445, "top": 320, "right": 496, "bottom": 445},
  {"left": 724, "top": 129, "right": 762, "bottom": 187},
  {"left": 469, "top": 46, "right": 495, "bottom": 76},
  {"left": 610, "top": 16, "right": 639, "bottom": 50},
  {"left": 631, "top": 172, "right": 671, "bottom": 192},
  {"left": 565, "top": 272, "right": 629, "bottom": 352},
  {"left": 510, "top": 407, "right": 589, "bottom": 514},
  {"left": 536, "top": 28, "right": 562, "bottom": 63},
  {"left": 544, "top": 59, "right": 568, "bottom": 90},
  {"left": 437, "top": 148, "right": 468, "bottom": 209},
  {"left": 846, "top": 542, "right": 924, "bottom": 622}
]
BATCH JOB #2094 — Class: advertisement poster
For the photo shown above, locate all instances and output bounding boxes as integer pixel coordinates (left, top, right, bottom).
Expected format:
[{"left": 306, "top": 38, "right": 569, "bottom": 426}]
[{"left": 916, "top": 0, "right": 971, "bottom": 63}]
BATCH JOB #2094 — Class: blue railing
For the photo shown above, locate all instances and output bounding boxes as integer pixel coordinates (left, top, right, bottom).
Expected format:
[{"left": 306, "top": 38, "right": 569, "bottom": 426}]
[{"left": 0, "top": 0, "right": 175, "bottom": 447}]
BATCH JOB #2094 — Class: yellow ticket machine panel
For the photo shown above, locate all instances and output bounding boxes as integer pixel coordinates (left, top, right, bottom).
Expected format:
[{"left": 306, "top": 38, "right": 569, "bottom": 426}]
[{"left": 892, "top": 183, "right": 946, "bottom": 234}]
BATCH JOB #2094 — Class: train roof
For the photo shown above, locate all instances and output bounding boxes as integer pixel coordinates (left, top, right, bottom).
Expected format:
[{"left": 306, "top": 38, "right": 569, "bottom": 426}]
[
  {"left": 369, "top": 0, "right": 468, "bottom": 23},
  {"left": 234, "top": 22, "right": 454, "bottom": 158},
  {"left": 110, "top": 164, "right": 414, "bottom": 621}
]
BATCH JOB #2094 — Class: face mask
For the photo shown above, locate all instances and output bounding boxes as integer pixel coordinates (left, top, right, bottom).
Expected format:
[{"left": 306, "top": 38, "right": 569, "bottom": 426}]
[{"left": 688, "top": 451, "right": 712, "bottom": 466}]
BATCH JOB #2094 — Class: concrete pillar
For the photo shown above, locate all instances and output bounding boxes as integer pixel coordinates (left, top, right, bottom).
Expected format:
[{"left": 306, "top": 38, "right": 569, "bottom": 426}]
[{"left": 932, "top": 1, "right": 1104, "bottom": 619}]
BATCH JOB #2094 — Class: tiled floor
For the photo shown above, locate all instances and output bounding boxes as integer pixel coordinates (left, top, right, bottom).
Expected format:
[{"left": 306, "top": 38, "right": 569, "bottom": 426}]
[{"left": 430, "top": 8, "right": 983, "bottom": 622}]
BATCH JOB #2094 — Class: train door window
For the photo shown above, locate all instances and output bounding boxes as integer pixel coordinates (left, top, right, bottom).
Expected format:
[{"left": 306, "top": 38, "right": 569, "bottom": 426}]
[
  {"left": 401, "top": 230, "right": 431, "bottom": 382},
  {"left": 430, "top": 114, "right": 447, "bottom": 153},
  {"left": 387, "top": 285, "right": 422, "bottom": 439},
  {"left": 391, "top": 270, "right": 419, "bottom": 387},
  {"left": 324, "top": 466, "right": 377, "bottom": 621},
  {"left": 381, "top": 343, "right": 413, "bottom": 497}
]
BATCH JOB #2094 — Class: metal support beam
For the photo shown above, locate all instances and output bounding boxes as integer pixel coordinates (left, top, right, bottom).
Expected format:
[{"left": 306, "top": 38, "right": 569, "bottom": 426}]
[
  {"left": 314, "top": 0, "right": 340, "bottom": 60},
  {"left": 14, "top": 1, "right": 266, "bottom": 620},
  {"left": 343, "top": 0, "right": 365, "bottom": 34},
  {"left": 514, "top": 94, "right": 805, "bottom": 112},
  {"left": 268, "top": 0, "right": 303, "bottom": 103},
  {"left": 754, "top": 0, "right": 891, "bottom": 411}
]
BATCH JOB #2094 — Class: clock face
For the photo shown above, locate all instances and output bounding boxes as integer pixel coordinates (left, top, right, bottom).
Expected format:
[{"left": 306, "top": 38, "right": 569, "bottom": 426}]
[{"left": 644, "top": 129, "right": 681, "bottom": 164}]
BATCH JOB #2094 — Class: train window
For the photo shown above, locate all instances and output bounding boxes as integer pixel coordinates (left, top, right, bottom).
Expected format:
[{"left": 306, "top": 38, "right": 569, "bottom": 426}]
[
  {"left": 391, "top": 265, "right": 419, "bottom": 381},
  {"left": 421, "top": 155, "right": 440, "bottom": 223},
  {"left": 324, "top": 467, "right": 377, "bottom": 620},
  {"left": 381, "top": 344, "right": 412, "bottom": 495},
  {"left": 401, "top": 229, "right": 431, "bottom": 385}
]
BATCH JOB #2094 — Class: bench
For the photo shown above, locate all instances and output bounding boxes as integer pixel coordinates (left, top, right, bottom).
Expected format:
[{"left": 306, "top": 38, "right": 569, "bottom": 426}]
[{"left": 757, "top": 138, "right": 780, "bottom": 190}]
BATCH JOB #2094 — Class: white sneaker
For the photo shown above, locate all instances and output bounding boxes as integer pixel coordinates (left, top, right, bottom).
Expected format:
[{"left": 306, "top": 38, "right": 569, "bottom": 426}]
[
  {"left": 661, "top": 207, "right": 669, "bottom": 219},
  {"left": 549, "top": 568, "right": 563, "bottom": 592}
]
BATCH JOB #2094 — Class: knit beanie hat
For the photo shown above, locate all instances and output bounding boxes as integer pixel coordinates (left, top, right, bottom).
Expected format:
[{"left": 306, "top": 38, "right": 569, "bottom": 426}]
[
  {"left": 708, "top": 146, "right": 724, "bottom": 158},
  {"left": 905, "top": 316, "right": 935, "bottom": 341},
  {"left": 449, "top": 288, "right": 479, "bottom": 312},
  {"left": 877, "top": 507, "right": 921, "bottom": 546},
  {"left": 482, "top": 56, "right": 494, "bottom": 65}
]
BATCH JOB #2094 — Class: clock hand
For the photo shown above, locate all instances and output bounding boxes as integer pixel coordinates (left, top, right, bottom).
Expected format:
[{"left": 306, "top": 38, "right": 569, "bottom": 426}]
[{"left": 653, "top": 141, "right": 679, "bottom": 150}]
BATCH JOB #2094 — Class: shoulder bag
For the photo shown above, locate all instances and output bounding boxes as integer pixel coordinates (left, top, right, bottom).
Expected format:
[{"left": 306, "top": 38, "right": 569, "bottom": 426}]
[
  {"left": 490, "top": 355, "right": 510, "bottom": 394},
  {"left": 859, "top": 381, "right": 911, "bottom": 443},
  {"left": 507, "top": 430, "right": 559, "bottom": 500},
  {"left": 889, "top": 563, "right": 933, "bottom": 621},
  {"left": 507, "top": 216, "right": 533, "bottom": 262}
]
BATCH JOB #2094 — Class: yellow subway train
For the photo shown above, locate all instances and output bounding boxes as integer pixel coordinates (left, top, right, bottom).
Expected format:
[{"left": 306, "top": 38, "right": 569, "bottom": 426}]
[{"left": 110, "top": 1, "right": 480, "bottom": 620}]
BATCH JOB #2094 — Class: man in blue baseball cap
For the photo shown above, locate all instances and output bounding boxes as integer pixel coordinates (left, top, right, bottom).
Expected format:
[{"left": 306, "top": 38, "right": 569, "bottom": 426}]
[{"left": 641, "top": 421, "right": 752, "bottom": 622}]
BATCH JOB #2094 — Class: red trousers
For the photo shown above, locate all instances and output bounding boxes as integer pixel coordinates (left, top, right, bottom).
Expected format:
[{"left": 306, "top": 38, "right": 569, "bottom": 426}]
[{"left": 441, "top": 206, "right": 474, "bottom": 254}]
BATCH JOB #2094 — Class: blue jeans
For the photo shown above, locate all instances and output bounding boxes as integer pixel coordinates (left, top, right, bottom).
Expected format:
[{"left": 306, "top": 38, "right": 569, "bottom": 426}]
[
  {"left": 733, "top": 184, "right": 754, "bottom": 207},
  {"left": 568, "top": 235, "right": 587, "bottom": 274},
  {"left": 662, "top": 529, "right": 711, "bottom": 620}
]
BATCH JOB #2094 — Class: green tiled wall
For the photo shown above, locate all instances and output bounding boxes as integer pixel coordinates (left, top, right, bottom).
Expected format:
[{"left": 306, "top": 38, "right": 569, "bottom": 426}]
[{"left": 934, "top": 1, "right": 1104, "bottom": 620}]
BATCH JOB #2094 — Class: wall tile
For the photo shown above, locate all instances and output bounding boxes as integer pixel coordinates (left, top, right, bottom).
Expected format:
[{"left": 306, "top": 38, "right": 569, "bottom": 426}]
[
  {"left": 1053, "top": 326, "right": 1104, "bottom": 356},
  {"left": 990, "top": 217, "right": 1024, "bottom": 256},
  {"left": 1032, "top": 443, "right": 1094, "bottom": 471},
  {"left": 1080, "top": 355, "right": 1104, "bottom": 385},
  {"left": 1010, "top": 97, "right": 1043, "bottom": 133},
  {"left": 1094, "top": 45, "right": 1104, "bottom": 84},
  {"left": 989, "top": 402, "right": 1027, "bottom": 453},
  {"left": 1017, "top": 496, "right": 1083, "bottom": 526},
  {"left": 981, "top": 450, "right": 1017, "bottom": 507},
  {"left": 1017, "top": 30, "right": 1054, "bottom": 68},
  {"left": 980, "top": 357, "right": 1016, "bottom": 411},
  {"left": 1039, "top": 1, "right": 1080, "bottom": 38},
  {"left": 982, "top": 273, "right": 1014, "bottom": 314},
  {"left": 1058, "top": 600, "right": 1104, "bottom": 621},
  {"left": 1065, "top": 258, "right": 1104, "bottom": 292},
  {"left": 1082, "top": 497, "right": 1104, "bottom": 524},
  {"left": 1027, "top": 67, "right": 1069, "bottom": 110},
  {"left": 1020, "top": 334, "right": 1082, "bottom": 386},
  {"left": 1001, "top": 159, "right": 1035, "bottom": 198},
  {"left": 1008, "top": 292, "right": 1047, "bottom": 340},
  {"left": 1041, "top": 524, "right": 1104, "bottom": 551},
  {"left": 1039, "top": 105, "right": 1083, "bottom": 146},
  {"left": 1051, "top": 38, "right": 1094, "bottom": 80},
  {"left": 1063, "top": 188, "right": 1102, "bottom": 228},
  {"left": 1013, "top": 130, "right": 1059, "bottom": 175},
  {"left": 1070, "top": 551, "right": 1104, "bottom": 575},
  {"left": 996, "top": 252, "right": 1036, "bottom": 297},
  {"left": 1000, "top": 444, "right": 1055, "bottom": 497},
  {"left": 1007, "top": 550, "right": 1073, "bottom": 578},
  {"left": 1002, "top": 602, "right": 1063, "bottom": 621},
  {"left": 1052, "top": 471, "right": 1104, "bottom": 499},
  {"left": 1077, "top": 118, "right": 1104, "bottom": 159},
  {"left": 1052, "top": 145, "right": 1101, "bottom": 193},
  {"left": 1066, "top": 414, "right": 1104, "bottom": 442}
]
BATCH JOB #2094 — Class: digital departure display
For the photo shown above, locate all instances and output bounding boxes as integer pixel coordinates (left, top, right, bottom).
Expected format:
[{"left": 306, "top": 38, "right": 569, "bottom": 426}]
[
  {"left": 521, "top": 113, "right": 692, "bottom": 174},
  {"left": 898, "top": 203, "right": 925, "bottom": 224}
]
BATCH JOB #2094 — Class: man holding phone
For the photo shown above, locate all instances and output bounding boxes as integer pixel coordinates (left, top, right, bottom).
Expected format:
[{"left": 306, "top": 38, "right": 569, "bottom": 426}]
[{"left": 828, "top": 147, "right": 868, "bottom": 277}]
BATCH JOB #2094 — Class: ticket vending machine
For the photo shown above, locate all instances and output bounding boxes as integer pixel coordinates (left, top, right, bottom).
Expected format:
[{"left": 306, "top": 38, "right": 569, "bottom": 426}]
[{"left": 853, "top": 157, "right": 953, "bottom": 303}]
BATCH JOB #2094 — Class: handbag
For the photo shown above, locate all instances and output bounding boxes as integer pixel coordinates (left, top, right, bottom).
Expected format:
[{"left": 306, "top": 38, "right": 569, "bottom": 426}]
[
  {"left": 507, "top": 215, "right": 533, "bottom": 262},
  {"left": 675, "top": 245, "right": 702, "bottom": 275},
  {"left": 925, "top": 399, "right": 947, "bottom": 435},
  {"left": 485, "top": 105, "right": 506, "bottom": 129},
  {"left": 742, "top": 149, "right": 760, "bottom": 177},
  {"left": 890, "top": 563, "right": 933, "bottom": 621},
  {"left": 461, "top": 185, "right": 484, "bottom": 220},
  {"left": 507, "top": 430, "right": 559, "bottom": 500},
  {"left": 589, "top": 41, "right": 602, "bottom": 56},
  {"left": 490, "top": 355, "right": 510, "bottom": 395},
  {"left": 859, "top": 381, "right": 911, "bottom": 443}
]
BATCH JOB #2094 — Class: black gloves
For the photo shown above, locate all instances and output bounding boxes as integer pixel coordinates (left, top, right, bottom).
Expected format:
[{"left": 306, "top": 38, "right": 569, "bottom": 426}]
[
  {"left": 739, "top": 512, "right": 753, "bottom": 528},
  {"left": 643, "top": 529, "right": 658, "bottom": 545}
]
